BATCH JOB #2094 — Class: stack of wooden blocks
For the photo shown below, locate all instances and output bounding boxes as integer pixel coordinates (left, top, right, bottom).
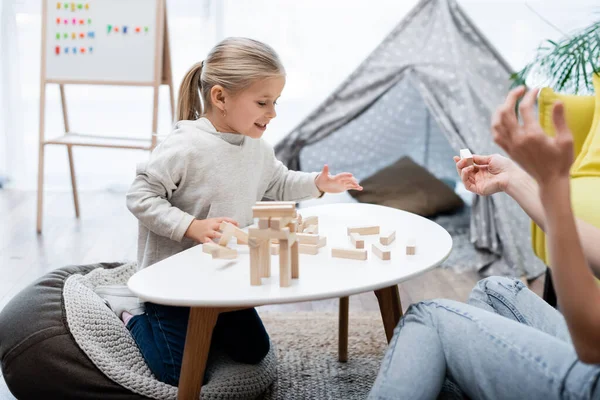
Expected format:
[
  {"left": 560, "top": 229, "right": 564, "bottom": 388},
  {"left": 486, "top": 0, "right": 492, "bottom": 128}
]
[
  {"left": 247, "top": 201, "right": 301, "bottom": 287},
  {"left": 273, "top": 214, "right": 327, "bottom": 256}
]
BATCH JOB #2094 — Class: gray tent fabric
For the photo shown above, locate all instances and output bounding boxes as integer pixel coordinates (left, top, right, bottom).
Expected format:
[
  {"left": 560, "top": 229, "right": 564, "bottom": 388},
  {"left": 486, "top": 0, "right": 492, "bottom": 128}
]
[{"left": 275, "top": 0, "right": 546, "bottom": 279}]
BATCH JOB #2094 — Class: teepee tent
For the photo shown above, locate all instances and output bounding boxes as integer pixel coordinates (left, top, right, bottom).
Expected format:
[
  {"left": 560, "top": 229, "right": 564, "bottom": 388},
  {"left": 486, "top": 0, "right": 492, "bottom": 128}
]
[{"left": 275, "top": 0, "right": 545, "bottom": 278}]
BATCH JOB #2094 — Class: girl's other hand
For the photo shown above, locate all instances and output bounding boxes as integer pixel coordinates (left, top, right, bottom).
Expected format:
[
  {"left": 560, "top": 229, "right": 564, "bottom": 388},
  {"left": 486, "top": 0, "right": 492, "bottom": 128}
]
[{"left": 315, "top": 165, "right": 363, "bottom": 194}]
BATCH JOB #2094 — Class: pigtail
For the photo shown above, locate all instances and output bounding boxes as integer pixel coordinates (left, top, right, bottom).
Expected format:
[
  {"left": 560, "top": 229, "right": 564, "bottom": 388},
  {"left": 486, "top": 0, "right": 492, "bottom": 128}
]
[{"left": 177, "top": 61, "right": 204, "bottom": 121}]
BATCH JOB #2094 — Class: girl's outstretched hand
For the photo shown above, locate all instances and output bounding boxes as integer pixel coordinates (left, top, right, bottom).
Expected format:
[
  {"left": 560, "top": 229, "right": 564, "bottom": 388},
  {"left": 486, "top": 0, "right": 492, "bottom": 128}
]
[{"left": 315, "top": 165, "right": 363, "bottom": 194}]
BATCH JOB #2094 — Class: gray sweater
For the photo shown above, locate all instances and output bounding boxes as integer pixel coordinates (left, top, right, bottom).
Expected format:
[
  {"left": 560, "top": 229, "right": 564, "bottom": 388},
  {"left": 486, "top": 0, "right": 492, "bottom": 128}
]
[{"left": 126, "top": 117, "right": 321, "bottom": 269}]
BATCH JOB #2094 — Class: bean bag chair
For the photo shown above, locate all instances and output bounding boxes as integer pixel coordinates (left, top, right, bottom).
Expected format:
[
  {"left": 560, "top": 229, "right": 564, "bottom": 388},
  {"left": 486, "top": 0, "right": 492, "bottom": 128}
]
[{"left": 0, "top": 262, "right": 277, "bottom": 399}]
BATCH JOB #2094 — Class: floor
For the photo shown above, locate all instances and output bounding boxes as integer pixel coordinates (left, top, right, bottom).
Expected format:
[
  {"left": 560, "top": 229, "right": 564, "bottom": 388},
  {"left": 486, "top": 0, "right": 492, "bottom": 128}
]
[{"left": 0, "top": 189, "right": 544, "bottom": 398}]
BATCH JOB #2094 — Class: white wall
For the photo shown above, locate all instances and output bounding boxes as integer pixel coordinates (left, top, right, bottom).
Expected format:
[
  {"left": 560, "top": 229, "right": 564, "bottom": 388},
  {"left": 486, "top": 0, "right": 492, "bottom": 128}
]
[{"left": 4, "top": 0, "right": 598, "bottom": 190}]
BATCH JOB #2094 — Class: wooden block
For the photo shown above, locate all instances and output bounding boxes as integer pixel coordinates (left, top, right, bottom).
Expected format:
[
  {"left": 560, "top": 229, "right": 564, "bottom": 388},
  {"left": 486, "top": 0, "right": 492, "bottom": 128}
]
[
  {"left": 219, "top": 221, "right": 249, "bottom": 245},
  {"left": 460, "top": 148, "right": 473, "bottom": 166},
  {"left": 372, "top": 243, "right": 391, "bottom": 260},
  {"left": 259, "top": 240, "right": 271, "bottom": 278},
  {"left": 214, "top": 246, "right": 237, "bottom": 259},
  {"left": 202, "top": 242, "right": 219, "bottom": 254},
  {"left": 248, "top": 227, "right": 291, "bottom": 240},
  {"left": 271, "top": 238, "right": 279, "bottom": 244},
  {"left": 252, "top": 205, "right": 296, "bottom": 218},
  {"left": 380, "top": 230, "right": 396, "bottom": 246},
  {"left": 270, "top": 217, "right": 292, "bottom": 230},
  {"left": 347, "top": 225, "right": 380, "bottom": 236},
  {"left": 291, "top": 241, "right": 299, "bottom": 279},
  {"left": 255, "top": 201, "right": 296, "bottom": 207},
  {"left": 249, "top": 245, "right": 261, "bottom": 286},
  {"left": 218, "top": 231, "right": 233, "bottom": 247},
  {"left": 349, "top": 233, "right": 365, "bottom": 249},
  {"left": 248, "top": 237, "right": 262, "bottom": 248},
  {"left": 215, "top": 248, "right": 238, "bottom": 259},
  {"left": 287, "top": 220, "right": 298, "bottom": 233},
  {"left": 270, "top": 243, "right": 280, "bottom": 255},
  {"left": 406, "top": 238, "right": 416, "bottom": 255},
  {"left": 279, "top": 239, "right": 291, "bottom": 287},
  {"left": 296, "top": 233, "right": 320, "bottom": 245},
  {"left": 304, "top": 216, "right": 318, "bottom": 227},
  {"left": 299, "top": 243, "right": 319, "bottom": 255},
  {"left": 317, "top": 236, "right": 327, "bottom": 248},
  {"left": 331, "top": 248, "right": 368, "bottom": 260},
  {"left": 258, "top": 218, "right": 270, "bottom": 229},
  {"left": 304, "top": 225, "right": 319, "bottom": 234},
  {"left": 204, "top": 242, "right": 237, "bottom": 259}
]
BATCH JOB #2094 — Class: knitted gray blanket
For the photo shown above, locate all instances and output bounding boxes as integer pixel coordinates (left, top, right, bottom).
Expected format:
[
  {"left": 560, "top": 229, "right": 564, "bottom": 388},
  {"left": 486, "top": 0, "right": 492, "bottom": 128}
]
[{"left": 62, "top": 263, "right": 277, "bottom": 399}]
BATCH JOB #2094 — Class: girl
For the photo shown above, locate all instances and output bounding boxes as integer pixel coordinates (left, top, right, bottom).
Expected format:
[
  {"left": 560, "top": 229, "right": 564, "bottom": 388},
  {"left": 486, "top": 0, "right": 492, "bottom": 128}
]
[
  {"left": 124, "top": 37, "right": 362, "bottom": 386},
  {"left": 369, "top": 86, "right": 600, "bottom": 399}
]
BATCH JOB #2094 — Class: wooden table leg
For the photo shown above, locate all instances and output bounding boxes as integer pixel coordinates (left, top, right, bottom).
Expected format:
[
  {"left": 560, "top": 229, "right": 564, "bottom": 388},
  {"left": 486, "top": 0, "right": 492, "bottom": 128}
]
[
  {"left": 178, "top": 307, "right": 220, "bottom": 400},
  {"left": 374, "top": 285, "right": 403, "bottom": 343},
  {"left": 338, "top": 296, "right": 349, "bottom": 362}
]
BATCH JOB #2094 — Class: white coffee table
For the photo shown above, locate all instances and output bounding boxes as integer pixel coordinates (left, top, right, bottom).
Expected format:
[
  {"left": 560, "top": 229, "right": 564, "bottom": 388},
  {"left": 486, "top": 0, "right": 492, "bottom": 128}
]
[{"left": 128, "top": 203, "right": 452, "bottom": 399}]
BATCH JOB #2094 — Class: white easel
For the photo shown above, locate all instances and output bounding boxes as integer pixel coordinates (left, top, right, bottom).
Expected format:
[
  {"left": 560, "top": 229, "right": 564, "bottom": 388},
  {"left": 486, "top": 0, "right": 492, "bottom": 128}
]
[{"left": 37, "top": 0, "right": 174, "bottom": 233}]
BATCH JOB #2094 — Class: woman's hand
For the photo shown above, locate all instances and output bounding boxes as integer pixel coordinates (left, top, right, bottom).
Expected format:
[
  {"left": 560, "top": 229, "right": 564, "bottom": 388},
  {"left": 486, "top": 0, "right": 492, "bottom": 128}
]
[
  {"left": 184, "top": 217, "right": 239, "bottom": 243},
  {"left": 453, "top": 154, "right": 518, "bottom": 196},
  {"left": 315, "top": 165, "right": 363, "bottom": 193},
  {"left": 491, "top": 86, "right": 574, "bottom": 187}
]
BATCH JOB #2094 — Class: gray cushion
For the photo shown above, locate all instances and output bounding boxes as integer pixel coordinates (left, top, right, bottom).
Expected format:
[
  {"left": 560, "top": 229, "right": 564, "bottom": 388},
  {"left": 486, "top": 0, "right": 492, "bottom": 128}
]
[
  {"left": 350, "top": 156, "right": 464, "bottom": 217},
  {"left": 0, "top": 262, "right": 277, "bottom": 399},
  {"left": 0, "top": 262, "right": 149, "bottom": 399}
]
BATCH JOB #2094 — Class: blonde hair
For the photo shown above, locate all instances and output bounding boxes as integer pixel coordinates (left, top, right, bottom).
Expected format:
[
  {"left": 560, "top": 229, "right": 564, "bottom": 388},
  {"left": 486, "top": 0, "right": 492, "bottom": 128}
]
[{"left": 177, "top": 37, "right": 285, "bottom": 121}]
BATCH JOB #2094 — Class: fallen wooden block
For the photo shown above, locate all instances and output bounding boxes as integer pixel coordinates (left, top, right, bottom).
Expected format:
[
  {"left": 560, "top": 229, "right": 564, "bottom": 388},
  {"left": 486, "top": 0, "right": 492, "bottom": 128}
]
[
  {"left": 347, "top": 225, "right": 380, "bottom": 236},
  {"left": 297, "top": 233, "right": 320, "bottom": 245},
  {"left": 304, "top": 225, "right": 319, "bottom": 234},
  {"left": 203, "top": 242, "right": 238, "bottom": 259},
  {"left": 349, "top": 233, "right": 364, "bottom": 249},
  {"left": 299, "top": 243, "right": 319, "bottom": 255},
  {"left": 460, "top": 148, "right": 474, "bottom": 167},
  {"left": 372, "top": 243, "right": 391, "bottom": 260},
  {"left": 406, "top": 238, "right": 416, "bottom": 255},
  {"left": 331, "top": 247, "right": 368, "bottom": 260},
  {"left": 380, "top": 230, "right": 396, "bottom": 246}
]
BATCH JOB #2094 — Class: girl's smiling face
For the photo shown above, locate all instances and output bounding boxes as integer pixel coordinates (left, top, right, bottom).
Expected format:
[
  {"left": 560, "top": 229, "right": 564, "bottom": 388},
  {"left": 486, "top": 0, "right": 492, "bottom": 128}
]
[{"left": 211, "top": 76, "right": 285, "bottom": 139}]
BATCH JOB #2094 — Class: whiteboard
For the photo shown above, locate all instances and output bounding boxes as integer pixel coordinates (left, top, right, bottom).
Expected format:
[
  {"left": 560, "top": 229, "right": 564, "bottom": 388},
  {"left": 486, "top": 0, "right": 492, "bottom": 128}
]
[{"left": 44, "top": 0, "right": 161, "bottom": 84}]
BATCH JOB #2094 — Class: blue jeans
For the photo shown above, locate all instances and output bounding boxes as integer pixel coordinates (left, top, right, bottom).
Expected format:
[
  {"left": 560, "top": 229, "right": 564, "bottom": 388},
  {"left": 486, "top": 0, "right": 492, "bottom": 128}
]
[
  {"left": 127, "top": 303, "right": 270, "bottom": 386},
  {"left": 369, "top": 277, "right": 600, "bottom": 400}
]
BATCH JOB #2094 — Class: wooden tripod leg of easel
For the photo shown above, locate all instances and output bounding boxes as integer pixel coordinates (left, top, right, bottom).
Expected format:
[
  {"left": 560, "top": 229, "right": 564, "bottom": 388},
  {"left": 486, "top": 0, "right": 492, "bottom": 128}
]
[
  {"left": 60, "top": 84, "right": 80, "bottom": 218},
  {"left": 151, "top": 85, "right": 160, "bottom": 149},
  {"left": 37, "top": 3, "right": 47, "bottom": 234},
  {"left": 162, "top": 7, "right": 175, "bottom": 122},
  {"left": 36, "top": 141, "right": 45, "bottom": 234},
  {"left": 338, "top": 296, "right": 349, "bottom": 362}
]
